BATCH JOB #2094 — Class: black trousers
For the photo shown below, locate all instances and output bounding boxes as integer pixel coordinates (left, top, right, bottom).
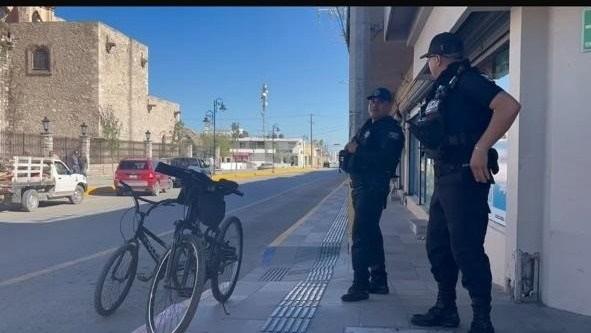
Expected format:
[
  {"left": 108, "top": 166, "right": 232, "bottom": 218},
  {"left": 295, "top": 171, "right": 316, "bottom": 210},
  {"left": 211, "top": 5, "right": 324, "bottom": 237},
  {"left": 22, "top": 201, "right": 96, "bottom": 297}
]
[
  {"left": 427, "top": 167, "right": 492, "bottom": 303},
  {"left": 350, "top": 178, "right": 390, "bottom": 285}
]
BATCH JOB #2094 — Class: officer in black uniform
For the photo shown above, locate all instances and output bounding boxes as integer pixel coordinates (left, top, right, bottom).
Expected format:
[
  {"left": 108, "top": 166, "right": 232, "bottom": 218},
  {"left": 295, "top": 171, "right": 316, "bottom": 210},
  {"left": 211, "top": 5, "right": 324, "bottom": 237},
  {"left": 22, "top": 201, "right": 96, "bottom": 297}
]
[
  {"left": 339, "top": 87, "right": 405, "bottom": 302},
  {"left": 409, "top": 33, "right": 521, "bottom": 333}
]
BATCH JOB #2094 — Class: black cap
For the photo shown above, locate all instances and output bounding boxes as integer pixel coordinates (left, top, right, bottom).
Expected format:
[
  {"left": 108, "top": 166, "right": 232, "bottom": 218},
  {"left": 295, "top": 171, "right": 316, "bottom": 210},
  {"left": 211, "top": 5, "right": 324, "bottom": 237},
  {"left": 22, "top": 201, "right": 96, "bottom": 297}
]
[
  {"left": 420, "top": 32, "right": 464, "bottom": 59},
  {"left": 366, "top": 87, "right": 392, "bottom": 102}
]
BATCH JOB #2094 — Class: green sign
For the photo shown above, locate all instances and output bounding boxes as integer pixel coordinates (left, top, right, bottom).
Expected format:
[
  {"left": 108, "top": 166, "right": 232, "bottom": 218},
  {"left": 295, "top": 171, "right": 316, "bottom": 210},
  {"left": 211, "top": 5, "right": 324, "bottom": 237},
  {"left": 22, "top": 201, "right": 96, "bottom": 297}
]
[{"left": 584, "top": 8, "right": 591, "bottom": 52}]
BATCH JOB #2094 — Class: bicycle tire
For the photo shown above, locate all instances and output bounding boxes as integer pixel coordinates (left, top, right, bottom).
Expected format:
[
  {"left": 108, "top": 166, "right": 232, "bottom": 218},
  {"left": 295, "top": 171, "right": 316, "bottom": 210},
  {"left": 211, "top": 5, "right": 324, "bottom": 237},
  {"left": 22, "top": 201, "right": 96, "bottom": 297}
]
[
  {"left": 146, "top": 235, "right": 205, "bottom": 333},
  {"left": 94, "top": 242, "right": 139, "bottom": 316},
  {"left": 211, "top": 216, "right": 243, "bottom": 303}
]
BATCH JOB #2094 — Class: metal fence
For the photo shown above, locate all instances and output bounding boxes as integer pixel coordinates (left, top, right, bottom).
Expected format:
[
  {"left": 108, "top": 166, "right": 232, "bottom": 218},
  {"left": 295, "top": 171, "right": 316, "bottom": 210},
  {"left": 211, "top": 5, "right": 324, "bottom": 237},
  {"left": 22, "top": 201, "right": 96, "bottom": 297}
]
[
  {"left": 89, "top": 138, "right": 145, "bottom": 164},
  {"left": 0, "top": 130, "right": 43, "bottom": 159},
  {"left": 0, "top": 130, "right": 203, "bottom": 165},
  {"left": 53, "top": 136, "right": 81, "bottom": 165}
]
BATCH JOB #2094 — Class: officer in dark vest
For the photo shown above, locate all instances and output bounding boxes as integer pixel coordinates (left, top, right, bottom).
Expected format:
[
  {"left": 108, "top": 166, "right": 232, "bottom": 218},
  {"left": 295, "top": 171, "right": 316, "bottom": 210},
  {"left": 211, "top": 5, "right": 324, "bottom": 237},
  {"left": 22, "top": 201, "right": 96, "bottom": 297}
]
[
  {"left": 409, "top": 33, "right": 521, "bottom": 333},
  {"left": 339, "top": 87, "right": 405, "bottom": 302}
]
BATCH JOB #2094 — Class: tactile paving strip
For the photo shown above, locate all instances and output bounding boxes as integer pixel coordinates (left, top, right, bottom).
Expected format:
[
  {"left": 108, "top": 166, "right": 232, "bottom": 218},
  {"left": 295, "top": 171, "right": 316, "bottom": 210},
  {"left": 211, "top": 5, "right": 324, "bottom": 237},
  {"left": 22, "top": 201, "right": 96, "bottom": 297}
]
[
  {"left": 261, "top": 198, "right": 348, "bottom": 333},
  {"left": 259, "top": 266, "right": 291, "bottom": 282}
]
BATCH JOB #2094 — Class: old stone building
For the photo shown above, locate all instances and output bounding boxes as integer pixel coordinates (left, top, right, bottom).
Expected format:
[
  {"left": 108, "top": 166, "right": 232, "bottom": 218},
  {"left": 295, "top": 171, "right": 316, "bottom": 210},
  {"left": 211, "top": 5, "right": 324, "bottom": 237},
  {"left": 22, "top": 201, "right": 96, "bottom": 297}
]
[{"left": 0, "top": 6, "right": 180, "bottom": 143}]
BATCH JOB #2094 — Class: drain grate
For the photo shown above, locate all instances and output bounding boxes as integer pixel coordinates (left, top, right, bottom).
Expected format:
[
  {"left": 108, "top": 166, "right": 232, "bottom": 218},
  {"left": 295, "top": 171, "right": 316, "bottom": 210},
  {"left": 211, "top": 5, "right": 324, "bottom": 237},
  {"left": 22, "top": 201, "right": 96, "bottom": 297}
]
[
  {"left": 261, "top": 198, "right": 348, "bottom": 333},
  {"left": 260, "top": 266, "right": 291, "bottom": 281}
]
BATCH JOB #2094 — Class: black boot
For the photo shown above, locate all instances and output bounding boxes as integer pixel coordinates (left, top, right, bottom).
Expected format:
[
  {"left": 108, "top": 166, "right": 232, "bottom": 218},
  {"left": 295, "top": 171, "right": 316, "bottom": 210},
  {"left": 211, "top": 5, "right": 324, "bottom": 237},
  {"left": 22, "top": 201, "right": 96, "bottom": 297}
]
[
  {"left": 369, "top": 266, "right": 389, "bottom": 294},
  {"left": 341, "top": 283, "right": 369, "bottom": 302},
  {"left": 411, "top": 289, "right": 460, "bottom": 328},
  {"left": 468, "top": 298, "right": 494, "bottom": 333}
]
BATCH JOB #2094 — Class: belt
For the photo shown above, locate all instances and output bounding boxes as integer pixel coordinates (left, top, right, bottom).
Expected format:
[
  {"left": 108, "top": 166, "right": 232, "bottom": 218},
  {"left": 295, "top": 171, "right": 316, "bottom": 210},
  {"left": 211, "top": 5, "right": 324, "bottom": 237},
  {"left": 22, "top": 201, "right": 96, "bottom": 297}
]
[{"left": 434, "top": 162, "right": 469, "bottom": 177}]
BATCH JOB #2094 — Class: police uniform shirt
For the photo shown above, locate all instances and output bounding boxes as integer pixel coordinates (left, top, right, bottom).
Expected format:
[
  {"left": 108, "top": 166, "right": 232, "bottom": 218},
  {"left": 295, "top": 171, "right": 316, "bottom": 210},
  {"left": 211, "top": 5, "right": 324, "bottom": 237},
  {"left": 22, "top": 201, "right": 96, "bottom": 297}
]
[
  {"left": 431, "top": 59, "right": 503, "bottom": 164},
  {"left": 348, "top": 116, "right": 405, "bottom": 179}
]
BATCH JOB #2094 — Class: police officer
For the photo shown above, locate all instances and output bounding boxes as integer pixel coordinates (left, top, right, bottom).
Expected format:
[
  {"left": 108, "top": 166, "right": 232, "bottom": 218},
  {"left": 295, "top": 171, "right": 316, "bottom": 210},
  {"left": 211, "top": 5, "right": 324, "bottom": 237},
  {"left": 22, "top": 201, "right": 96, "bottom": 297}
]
[
  {"left": 409, "top": 33, "right": 521, "bottom": 333},
  {"left": 340, "top": 87, "right": 404, "bottom": 302}
]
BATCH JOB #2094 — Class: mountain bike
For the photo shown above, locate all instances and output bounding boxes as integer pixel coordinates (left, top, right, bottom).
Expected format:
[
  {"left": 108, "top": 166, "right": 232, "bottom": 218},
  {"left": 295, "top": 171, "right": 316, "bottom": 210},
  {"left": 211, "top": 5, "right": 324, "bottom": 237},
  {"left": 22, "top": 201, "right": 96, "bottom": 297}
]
[
  {"left": 146, "top": 162, "right": 244, "bottom": 333},
  {"left": 94, "top": 181, "right": 175, "bottom": 316}
]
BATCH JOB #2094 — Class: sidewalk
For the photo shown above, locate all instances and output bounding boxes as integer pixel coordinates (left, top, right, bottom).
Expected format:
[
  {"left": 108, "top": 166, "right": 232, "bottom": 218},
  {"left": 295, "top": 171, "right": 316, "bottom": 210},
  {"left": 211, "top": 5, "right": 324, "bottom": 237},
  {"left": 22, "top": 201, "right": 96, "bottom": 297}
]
[{"left": 179, "top": 182, "right": 591, "bottom": 333}]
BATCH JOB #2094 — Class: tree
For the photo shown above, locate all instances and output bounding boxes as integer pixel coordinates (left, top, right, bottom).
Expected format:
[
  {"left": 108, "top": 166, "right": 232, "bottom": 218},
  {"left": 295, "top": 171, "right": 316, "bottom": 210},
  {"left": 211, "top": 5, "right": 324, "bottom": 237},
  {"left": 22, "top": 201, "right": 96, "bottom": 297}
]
[
  {"left": 99, "top": 106, "right": 122, "bottom": 172},
  {"left": 171, "top": 120, "right": 185, "bottom": 144}
]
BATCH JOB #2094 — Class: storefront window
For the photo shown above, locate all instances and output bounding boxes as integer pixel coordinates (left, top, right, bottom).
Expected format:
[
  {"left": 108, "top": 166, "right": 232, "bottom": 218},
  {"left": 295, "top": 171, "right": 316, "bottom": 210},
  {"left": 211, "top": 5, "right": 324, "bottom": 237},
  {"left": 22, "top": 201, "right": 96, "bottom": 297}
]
[{"left": 479, "top": 43, "right": 509, "bottom": 226}]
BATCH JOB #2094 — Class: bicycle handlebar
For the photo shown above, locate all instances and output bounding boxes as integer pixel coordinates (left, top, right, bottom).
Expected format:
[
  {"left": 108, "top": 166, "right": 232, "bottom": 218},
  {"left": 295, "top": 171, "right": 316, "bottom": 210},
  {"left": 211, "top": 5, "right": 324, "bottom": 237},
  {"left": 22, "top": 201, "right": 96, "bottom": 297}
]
[{"left": 155, "top": 162, "right": 243, "bottom": 197}]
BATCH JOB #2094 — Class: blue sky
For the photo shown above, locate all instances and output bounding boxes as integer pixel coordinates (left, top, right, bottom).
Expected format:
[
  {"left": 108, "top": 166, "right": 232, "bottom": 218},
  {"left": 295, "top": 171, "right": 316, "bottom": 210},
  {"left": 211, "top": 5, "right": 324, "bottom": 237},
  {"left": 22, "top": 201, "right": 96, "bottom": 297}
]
[{"left": 56, "top": 7, "right": 349, "bottom": 150}]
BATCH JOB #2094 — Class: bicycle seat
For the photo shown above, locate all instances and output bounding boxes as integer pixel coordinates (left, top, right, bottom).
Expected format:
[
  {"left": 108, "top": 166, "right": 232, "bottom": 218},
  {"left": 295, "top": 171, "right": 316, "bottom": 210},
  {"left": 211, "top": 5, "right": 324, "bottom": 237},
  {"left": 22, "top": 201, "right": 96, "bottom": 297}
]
[{"left": 215, "top": 179, "right": 239, "bottom": 196}]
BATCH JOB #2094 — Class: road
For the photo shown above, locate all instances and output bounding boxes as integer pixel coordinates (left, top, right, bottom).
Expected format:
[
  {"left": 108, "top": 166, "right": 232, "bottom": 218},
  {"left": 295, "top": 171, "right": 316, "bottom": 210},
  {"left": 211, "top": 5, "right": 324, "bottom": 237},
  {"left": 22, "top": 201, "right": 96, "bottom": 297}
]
[{"left": 0, "top": 169, "right": 346, "bottom": 333}]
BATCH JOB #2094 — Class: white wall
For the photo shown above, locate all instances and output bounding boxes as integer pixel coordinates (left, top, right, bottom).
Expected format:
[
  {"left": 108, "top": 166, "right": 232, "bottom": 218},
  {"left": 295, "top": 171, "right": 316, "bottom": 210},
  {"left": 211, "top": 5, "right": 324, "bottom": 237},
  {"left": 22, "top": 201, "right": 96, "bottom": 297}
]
[
  {"left": 412, "top": 6, "right": 469, "bottom": 78},
  {"left": 542, "top": 6, "right": 591, "bottom": 316}
]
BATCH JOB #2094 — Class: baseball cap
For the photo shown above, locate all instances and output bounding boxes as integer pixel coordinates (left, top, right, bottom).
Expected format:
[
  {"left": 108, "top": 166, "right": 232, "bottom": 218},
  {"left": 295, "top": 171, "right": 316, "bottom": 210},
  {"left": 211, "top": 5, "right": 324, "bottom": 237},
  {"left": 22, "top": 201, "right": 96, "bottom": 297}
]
[
  {"left": 419, "top": 32, "right": 464, "bottom": 59},
  {"left": 366, "top": 87, "right": 392, "bottom": 102}
]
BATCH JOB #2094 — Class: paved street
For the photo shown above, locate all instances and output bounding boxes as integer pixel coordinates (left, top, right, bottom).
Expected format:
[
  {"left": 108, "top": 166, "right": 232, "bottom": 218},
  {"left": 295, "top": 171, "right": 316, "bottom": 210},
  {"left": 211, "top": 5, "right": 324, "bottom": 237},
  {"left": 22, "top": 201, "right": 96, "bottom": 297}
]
[{"left": 0, "top": 169, "right": 346, "bottom": 333}]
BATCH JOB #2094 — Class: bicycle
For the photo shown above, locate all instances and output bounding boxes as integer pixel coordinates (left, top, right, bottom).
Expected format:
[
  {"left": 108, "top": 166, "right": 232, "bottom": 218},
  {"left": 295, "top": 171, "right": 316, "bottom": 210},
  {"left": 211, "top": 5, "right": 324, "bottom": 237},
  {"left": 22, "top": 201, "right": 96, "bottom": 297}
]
[
  {"left": 94, "top": 181, "right": 176, "bottom": 316},
  {"left": 145, "top": 162, "right": 244, "bottom": 333}
]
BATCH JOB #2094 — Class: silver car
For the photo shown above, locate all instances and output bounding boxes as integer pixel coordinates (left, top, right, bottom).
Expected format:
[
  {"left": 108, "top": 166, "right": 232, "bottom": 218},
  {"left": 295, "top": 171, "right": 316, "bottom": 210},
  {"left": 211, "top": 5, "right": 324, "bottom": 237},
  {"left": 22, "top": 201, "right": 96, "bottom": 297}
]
[{"left": 169, "top": 157, "right": 212, "bottom": 187}]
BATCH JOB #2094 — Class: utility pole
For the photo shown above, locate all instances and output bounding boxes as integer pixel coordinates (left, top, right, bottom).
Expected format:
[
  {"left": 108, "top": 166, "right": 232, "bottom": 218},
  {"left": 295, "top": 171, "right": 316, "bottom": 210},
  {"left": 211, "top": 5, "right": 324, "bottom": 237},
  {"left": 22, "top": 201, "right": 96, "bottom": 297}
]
[
  {"left": 261, "top": 84, "right": 269, "bottom": 163},
  {"left": 309, "top": 113, "right": 314, "bottom": 168}
]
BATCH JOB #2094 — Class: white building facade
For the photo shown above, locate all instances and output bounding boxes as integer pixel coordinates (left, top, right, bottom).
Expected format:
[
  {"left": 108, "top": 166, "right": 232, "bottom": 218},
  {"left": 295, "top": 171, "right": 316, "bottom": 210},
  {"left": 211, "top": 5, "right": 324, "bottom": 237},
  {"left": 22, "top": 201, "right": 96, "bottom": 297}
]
[{"left": 348, "top": 6, "right": 591, "bottom": 316}]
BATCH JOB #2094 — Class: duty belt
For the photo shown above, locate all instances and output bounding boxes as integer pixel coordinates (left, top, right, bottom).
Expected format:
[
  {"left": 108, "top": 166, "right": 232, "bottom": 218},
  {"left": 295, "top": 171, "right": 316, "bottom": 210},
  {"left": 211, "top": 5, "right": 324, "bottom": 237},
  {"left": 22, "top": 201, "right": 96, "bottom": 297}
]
[{"left": 434, "top": 162, "right": 469, "bottom": 177}]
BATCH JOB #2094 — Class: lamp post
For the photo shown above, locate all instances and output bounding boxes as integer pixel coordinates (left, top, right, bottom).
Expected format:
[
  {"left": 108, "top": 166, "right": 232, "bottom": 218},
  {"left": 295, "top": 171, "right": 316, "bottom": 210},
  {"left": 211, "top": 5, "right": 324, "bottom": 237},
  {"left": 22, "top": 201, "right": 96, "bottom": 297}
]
[
  {"left": 271, "top": 124, "right": 279, "bottom": 173},
  {"left": 144, "top": 130, "right": 152, "bottom": 158},
  {"left": 42, "top": 116, "right": 50, "bottom": 133},
  {"left": 41, "top": 117, "right": 52, "bottom": 157},
  {"left": 80, "top": 122, "right": 90, "bottom": 171},
  {"left": 260, "top": 84, "right": 269, "bottom": 163},
  {"left": 203, "top": 98, "right": 227, "bottom": 175}
]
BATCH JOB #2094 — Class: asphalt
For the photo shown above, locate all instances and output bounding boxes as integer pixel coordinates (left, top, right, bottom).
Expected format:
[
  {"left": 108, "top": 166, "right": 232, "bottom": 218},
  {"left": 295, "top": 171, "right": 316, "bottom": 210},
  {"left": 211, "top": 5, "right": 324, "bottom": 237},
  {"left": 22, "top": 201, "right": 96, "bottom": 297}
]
[{"left": 0, "top": 169, "right": 346, "bottom": 333}]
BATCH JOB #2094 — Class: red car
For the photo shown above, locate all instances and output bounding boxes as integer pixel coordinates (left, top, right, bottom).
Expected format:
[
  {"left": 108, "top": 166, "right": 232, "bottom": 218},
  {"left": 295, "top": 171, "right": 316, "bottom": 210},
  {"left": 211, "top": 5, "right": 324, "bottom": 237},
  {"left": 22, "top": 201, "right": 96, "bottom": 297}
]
[{"left": 114, "top": 159, "right": 173, "bottom": 196}]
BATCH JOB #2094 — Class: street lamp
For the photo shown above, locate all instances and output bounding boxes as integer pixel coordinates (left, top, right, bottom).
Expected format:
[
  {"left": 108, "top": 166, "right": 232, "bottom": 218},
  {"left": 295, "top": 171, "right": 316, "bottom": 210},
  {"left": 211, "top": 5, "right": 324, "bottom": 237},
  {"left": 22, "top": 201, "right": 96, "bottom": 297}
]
[
  {"left": 205, "top": 98, "right": 227, "bottom": 175},
  {"left": 271, "top": 124, "right": 279, "bottom": 173},
  {"left": 42, "top": 116, "right": 50, "bottom": 133},
  {"left": 80, "top": 122, "right": 88, "bottom": 137},
  {"left": 145, "top": 130, "right": 151, "bottom": 142}
]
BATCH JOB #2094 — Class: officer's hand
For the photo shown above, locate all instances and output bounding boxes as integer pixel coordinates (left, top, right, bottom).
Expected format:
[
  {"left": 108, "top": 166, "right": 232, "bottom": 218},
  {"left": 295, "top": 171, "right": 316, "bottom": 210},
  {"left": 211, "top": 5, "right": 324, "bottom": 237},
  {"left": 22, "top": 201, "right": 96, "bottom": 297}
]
[
  {"left": 347, "top": 141, "right": 358, "bottom": 154},
  {"left": 469, "top": 147, "right": 490, "bottom": 183}
]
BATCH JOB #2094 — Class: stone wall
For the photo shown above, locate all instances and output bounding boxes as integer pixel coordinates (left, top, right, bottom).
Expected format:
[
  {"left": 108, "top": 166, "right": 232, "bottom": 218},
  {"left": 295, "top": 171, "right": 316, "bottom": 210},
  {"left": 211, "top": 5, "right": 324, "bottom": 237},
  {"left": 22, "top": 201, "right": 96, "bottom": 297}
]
[
  {"left": 8, "top": 22, "right": 100, "bottom": 137},
  {"left": 98, "top": 23, "right": 149, "bottom": 142},
  {"left": 0, "top": 22, "right": 11, "bottom": 131},
  {"left": 147, "top": 95, "right": 179, "bottom": 143}
]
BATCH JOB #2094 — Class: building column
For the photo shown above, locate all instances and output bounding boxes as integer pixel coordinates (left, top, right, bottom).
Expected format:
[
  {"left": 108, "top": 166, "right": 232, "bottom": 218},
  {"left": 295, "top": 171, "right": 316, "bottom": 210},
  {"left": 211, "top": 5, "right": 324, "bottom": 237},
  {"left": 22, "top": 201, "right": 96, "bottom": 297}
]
[
  {"left": 505, "top": 6, "right": 548, "bottom": 303},
  {"left": 144, "top": 139, "right": 152, "bottom": 159},
  {"left": 80, "top": 134, "right": 90, "bottom": 169},
  {"left": 41, "top": 133, "right": 53, "bottom": 158},
  {"left": 185, "top": 141, "right": 193, "bottom": 158}
]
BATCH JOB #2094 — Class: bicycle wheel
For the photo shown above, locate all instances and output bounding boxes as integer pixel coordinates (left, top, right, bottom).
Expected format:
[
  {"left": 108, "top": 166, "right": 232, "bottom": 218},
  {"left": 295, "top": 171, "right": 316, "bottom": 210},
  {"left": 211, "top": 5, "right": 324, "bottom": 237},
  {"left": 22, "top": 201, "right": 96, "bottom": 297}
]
[
  {"left": 94, "top": 242, "right": 139, "bottom": 316},
  {"left": 211, "top": 216, "right": 243, "bottom": 303},
  {"left": 146, "top": 235, "right": 205, "bottom": 333}
]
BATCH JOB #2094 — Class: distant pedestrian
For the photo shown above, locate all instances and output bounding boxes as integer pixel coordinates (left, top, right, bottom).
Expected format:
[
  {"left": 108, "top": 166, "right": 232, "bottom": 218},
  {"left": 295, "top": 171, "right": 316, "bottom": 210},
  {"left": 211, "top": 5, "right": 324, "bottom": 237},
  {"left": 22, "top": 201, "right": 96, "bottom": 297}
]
[{"left": 69, "top": 151, "right": 81, "bottom": 174}]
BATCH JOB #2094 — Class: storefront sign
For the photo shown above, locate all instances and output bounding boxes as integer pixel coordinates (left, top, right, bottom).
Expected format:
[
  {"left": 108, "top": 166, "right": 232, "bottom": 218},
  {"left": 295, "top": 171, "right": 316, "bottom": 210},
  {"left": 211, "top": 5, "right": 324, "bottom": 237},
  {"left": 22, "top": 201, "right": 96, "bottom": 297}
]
[{"left": 583, "top": 8, "right": 591, "bottom": 52}]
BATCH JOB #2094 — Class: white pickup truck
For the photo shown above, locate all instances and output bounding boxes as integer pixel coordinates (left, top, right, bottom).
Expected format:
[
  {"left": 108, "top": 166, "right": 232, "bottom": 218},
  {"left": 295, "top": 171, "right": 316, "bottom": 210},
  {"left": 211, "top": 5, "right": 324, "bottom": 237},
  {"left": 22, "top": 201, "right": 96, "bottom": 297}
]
[{"left": 0, "top": 156, "right": 88, "bottom": 212}]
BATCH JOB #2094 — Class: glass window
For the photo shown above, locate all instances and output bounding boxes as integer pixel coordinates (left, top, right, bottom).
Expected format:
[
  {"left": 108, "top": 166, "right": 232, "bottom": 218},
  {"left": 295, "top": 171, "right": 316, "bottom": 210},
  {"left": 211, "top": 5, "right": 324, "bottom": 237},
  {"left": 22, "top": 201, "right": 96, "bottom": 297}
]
[
  {"left": 32, "top": 48, "right": 50, "bottom": 71},
  {"left": 118, "top": 160, "right": 148, "bottom": 170},
  {"left": 478, "top": 43, "right": 509, "bottom": 226},
  {"left": 55, "top": 162, "right": 69, "bottom": 175}
]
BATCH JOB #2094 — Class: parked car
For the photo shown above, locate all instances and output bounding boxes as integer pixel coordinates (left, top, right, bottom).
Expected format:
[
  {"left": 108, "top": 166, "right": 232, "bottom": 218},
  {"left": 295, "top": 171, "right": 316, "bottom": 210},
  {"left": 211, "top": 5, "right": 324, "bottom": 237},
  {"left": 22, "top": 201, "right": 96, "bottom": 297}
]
[
  {"left": 169, "top": 157, "right": 211, "bottom": 187},
  {"left": 323, "top": 161, "right": 330, "bottom": 168},
  {"left": 114, "top": 158, "right": 172, "bottom": 196},
  {"left": 0, "top": 156, "right": 87, "bottom": 212},
  {"left": 257, "top": 162, "right": 273, "bottom": 170}
]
